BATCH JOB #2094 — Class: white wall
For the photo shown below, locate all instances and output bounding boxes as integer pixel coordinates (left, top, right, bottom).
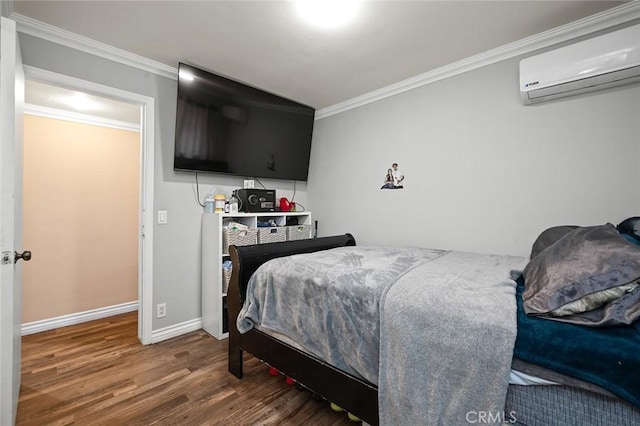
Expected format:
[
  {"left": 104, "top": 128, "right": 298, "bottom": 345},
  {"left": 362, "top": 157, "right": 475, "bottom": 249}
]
[
  {"left": 307, "top": 48, "right": 640, "bottom": 257},
  {"left": 17, "top": 33, "right": 307, "bottom": 331}
]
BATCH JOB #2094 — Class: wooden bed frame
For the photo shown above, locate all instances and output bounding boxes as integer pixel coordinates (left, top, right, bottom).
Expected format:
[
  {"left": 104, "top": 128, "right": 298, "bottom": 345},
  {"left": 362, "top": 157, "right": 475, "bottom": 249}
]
[
  {"left": 227, "top": 234, "right": 380, "bottom": 425},
  {"left": 227, "top": 234, "right": 640, "bottom": 426}
]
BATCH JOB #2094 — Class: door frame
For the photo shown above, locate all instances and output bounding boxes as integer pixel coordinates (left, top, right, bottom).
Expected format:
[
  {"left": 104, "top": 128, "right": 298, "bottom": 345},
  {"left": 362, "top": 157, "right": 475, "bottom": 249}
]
[{"left": 23, "top": 66, "right": 155, "bottom": 344}]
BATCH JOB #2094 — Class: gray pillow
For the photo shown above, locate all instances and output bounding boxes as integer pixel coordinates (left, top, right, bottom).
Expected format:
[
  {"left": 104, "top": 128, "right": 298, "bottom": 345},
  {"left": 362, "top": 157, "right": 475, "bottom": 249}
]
[
  {"left": 523, "top": 223, "right": 640, "bottom": 326},
  {"left": 529, "top": 225, "right": 579, "bottom": 260}
]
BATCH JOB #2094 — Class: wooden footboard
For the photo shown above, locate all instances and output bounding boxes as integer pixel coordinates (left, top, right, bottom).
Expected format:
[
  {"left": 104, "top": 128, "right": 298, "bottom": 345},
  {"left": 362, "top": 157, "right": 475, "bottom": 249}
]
[{"left": 227, "top": 234, "right": 380, "bottom": 425}]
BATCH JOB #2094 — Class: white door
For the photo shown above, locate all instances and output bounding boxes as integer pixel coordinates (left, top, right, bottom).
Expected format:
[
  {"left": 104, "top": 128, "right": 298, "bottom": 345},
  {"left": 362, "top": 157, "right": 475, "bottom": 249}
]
[{"left": 0, "top": 16, "right": 26, "bottom": 426}]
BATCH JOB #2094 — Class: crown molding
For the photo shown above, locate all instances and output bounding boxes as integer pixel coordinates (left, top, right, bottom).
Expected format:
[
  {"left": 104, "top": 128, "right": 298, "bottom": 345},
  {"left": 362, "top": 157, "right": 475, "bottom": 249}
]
[
  {"left": 316, "top": 1, "right": 640, "bottom": 120},
  {"left": 25, "top": 103, "right": 141, "bottom": 132},
  {"left": 10, "top": 12, "right": 178, "bottom": 80}
]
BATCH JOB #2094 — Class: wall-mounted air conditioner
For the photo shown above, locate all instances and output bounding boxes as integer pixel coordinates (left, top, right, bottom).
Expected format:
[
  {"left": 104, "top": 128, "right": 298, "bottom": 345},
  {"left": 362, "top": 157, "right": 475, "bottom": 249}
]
[{"left": 520, "top": 24, "right": 640, "bottom": 105}]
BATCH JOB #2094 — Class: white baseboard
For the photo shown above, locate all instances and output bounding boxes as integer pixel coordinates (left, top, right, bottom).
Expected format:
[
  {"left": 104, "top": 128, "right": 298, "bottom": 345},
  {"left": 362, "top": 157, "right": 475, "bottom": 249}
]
[
  {"left": 21, "top": 301, "right": 138, "bottom": 336},
  {"left": 22, "top": 304, "right": 203, "bottom": 343},
  {"left": 151, "top": 317, "right": 202, "bottom": 344}
]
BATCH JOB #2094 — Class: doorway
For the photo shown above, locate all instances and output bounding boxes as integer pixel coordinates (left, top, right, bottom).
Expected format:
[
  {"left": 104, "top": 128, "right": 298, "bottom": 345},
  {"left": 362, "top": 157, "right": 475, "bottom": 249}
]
[{"left": 22, "top": 66, "right": 155, "bottom": 344}]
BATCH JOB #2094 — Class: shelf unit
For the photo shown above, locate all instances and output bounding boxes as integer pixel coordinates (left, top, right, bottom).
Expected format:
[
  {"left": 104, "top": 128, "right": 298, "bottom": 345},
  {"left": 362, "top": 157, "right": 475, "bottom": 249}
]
[{"left": 202, "top": 211, "right": 313, "bottom": 339}]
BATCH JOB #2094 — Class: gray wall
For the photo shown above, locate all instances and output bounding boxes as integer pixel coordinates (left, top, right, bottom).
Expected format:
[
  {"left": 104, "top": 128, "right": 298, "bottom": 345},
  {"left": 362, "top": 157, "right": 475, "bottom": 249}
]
[
  {"left": 307, "top": 47, "right": 640, "bottom": 257},
  {"left": 17, "top": 33, "right": 307, "bottom": 330},
  {"left": 16, "top": 21, "right": 640, "bottom": 330}
]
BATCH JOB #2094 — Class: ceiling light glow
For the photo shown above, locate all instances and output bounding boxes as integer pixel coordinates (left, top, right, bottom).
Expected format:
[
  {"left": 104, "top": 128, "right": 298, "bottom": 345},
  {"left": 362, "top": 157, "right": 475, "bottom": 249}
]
[
  {"left": 58, "top": 92, "right": 102, "bottom": 112},
  {"left": 295, "top": 0, "right": 364, "bottom": 29}
]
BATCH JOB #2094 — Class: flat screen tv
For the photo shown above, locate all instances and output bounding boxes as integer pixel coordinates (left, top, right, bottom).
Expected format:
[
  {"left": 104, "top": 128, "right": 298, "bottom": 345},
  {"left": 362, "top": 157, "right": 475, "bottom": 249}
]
[{"left": 174, "top": 63, "right": 315, "bottom": 181}]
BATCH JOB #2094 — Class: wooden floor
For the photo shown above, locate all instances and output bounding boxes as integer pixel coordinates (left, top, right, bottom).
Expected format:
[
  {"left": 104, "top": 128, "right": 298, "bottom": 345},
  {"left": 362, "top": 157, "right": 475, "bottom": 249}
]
[{"left": 17, "top": 312, "right": 354, "bottom": 426}]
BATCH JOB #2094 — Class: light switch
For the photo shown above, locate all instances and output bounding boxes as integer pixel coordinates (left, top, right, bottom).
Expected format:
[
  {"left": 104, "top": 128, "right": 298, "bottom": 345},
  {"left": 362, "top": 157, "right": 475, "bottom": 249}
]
[{"left": 158, "top": 210, "right": 167, "bottom": 224}]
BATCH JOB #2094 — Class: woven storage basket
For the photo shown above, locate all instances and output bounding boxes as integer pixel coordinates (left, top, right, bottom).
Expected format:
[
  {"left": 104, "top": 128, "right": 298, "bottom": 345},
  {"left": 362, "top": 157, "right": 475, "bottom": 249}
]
[
  {"left": 257, "top": 227, "right": 286, "bottom": 244},
  {"left": 222, "top": 228, "right": 257, "bottom": 254},
  {"left": 286, "top": 225, "right": 312, "bottom": 241},
  {"left": 222, "top": 268, "right": 232, "bottom": 293}
]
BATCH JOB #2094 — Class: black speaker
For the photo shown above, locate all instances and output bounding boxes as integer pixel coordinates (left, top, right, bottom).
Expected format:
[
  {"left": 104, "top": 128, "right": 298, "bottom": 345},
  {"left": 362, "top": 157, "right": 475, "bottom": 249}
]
[{"left": 237, "top": 189, "right": 276, "bottom": 212}]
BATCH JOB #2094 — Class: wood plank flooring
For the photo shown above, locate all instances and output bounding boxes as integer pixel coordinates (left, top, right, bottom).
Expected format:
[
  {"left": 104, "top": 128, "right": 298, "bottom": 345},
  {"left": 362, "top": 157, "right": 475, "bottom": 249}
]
[{"left": 17, "top": 312, "right": 354, "bottom": 425}]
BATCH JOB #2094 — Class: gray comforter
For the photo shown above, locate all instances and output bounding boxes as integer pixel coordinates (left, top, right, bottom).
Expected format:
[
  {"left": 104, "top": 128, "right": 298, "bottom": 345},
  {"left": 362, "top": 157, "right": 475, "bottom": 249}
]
[
  {"left": 237, "top": 246, "right": 526, "bottom": 424},
  {"left": 379, "top": 251, "right": 526, "bottom": 425},
  {"left": 237, "top": 246, "right": 446, "bottom": 383}
]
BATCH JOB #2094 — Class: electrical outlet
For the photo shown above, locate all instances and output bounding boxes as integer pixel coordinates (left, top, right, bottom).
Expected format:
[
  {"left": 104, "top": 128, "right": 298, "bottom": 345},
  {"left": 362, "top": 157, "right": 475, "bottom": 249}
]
[
  {"left": 243, "top": 179, "right": 255, "bottom": 189},
  {"left": 157, "top": 303, "right": 166, "bottom": 318}
]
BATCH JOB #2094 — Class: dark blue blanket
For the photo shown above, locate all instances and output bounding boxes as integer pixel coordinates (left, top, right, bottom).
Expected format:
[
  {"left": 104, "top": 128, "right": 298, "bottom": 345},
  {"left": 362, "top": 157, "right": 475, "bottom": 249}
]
[{"left": 514, "top": 275, "right": 640, "bottom": 408}]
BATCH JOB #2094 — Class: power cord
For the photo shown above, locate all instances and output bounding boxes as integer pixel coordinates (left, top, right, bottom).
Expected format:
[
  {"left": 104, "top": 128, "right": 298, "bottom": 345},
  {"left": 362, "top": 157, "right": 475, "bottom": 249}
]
[
  {"left": 194, "top": 173, "right": 204, "bottom": 207},
  {"left": 291, "top": 180, "right": 296, "bottom": 202},
  {"left": 254, "top": 177, "right": 266, "bottom": 189}
]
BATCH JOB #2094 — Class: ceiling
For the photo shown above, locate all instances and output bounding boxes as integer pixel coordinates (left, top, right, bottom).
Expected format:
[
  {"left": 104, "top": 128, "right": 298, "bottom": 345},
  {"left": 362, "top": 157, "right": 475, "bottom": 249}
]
[{"left": 12, "top": 1, "right": 629, "bottom": 110}]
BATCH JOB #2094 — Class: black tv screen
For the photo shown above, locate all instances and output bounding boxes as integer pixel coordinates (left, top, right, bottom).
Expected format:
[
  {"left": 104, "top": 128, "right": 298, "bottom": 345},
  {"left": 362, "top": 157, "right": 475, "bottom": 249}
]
[{"left": 174, "top": 63, "right": 315, "bottom": 181}]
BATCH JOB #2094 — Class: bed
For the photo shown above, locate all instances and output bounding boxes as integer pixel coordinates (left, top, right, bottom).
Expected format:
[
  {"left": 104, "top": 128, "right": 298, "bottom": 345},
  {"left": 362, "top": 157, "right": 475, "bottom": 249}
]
[{"left": 227, "top": 224, "right": 640, "bottom": 425}]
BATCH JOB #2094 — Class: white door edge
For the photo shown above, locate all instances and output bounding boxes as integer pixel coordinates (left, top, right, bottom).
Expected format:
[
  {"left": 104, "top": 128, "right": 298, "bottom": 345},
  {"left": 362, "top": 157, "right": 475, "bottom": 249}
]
[{"left": 0, "top": 15, "right": 23, "bottom": 426}]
